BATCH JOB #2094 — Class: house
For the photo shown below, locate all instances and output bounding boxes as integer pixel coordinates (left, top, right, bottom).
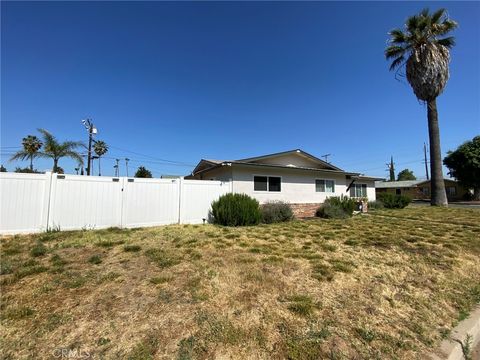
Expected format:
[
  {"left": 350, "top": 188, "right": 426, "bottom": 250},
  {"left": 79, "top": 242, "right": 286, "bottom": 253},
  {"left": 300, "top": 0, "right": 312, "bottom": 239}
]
[
  {"left": 375, "top": 179, "right": 469, "bottom": 201},
  {"left": 186, "top": 149, "right": 379, "bottom": 217}
]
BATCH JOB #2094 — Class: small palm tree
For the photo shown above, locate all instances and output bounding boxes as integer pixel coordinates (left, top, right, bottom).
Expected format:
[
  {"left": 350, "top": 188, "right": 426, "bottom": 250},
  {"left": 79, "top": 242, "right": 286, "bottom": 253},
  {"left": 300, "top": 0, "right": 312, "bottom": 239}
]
[
  {"left": 385, "top": 8, "right": 457, "bottom": 206},
  {"left": 93, "top": 140, "right": 108, "bottom": 176},
  {"left": 36, "top": 129, "right": 84, "bottom": 173},
  {"left": 9, "top": 135, "right": 43, "bottom": 171}
]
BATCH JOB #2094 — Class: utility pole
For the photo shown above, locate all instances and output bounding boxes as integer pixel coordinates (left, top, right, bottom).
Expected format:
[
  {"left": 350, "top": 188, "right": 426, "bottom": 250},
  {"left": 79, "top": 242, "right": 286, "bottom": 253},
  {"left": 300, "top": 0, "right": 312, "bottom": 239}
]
[
  {"left": 114, "top": 159, "right": 120, "bottom": 177},
  {"left": 321, "top": 154, "right": 331, "bottom": 163},
  {"left": 423, "top": 142, "right": 429, "bottom": 180},
  {"left": 81, "top": 119, "right": 97, "bottom": 176},
  {"left": 386, "top": 156, "right": 395, "bottom": 181},
  {"left": 125, "top": 158, "right": 130, "bottom": 177}
]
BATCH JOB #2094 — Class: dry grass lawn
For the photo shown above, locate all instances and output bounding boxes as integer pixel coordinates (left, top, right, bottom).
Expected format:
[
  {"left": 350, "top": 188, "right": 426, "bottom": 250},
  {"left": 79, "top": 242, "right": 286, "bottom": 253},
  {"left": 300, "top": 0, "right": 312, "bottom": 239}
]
[{"left": 1, "top": 206, "right": 479, "bottom": 359}]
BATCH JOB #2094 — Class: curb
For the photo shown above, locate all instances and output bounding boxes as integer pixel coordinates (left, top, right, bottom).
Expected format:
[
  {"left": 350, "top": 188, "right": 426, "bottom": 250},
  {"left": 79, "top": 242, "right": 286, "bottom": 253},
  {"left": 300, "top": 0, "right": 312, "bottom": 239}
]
[{"left": 430, "top": 305, "right": 480, "bottom": 360}]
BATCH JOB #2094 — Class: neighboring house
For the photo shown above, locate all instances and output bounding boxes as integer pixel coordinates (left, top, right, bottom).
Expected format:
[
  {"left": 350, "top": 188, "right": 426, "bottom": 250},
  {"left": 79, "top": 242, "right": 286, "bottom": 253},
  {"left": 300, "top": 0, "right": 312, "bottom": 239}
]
[
  {"left": 186, "top": 149, "right": 379, "bottom": 217},
  {"left": 375, "top": 179, "right": 469, "bottom": 201}
]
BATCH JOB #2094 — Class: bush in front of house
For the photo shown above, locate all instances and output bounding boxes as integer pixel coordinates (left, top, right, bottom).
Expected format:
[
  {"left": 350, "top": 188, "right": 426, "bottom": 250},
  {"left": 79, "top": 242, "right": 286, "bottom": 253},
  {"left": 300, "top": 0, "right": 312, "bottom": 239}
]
[
  {"left": 377, "top": 193, "right": 411, "bottom": 209},
  {"left": 315, "top": 195, "right": 356, "bottom": 219},
  {"left": 211, "top": 193, "right": 261, "bottom": 226},
  {"left": 368, "top": 200, "right": 384, "bottom": 210},
  {"left": 260, "top": 201, "right": 294, "bottom": 224}
]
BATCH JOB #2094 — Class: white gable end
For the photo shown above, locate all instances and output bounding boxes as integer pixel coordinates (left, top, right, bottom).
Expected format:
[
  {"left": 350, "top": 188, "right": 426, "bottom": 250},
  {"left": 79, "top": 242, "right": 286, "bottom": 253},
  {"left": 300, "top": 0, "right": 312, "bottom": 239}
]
[{"left": 249, "top": 153, "right": 329, "bottom": 169}]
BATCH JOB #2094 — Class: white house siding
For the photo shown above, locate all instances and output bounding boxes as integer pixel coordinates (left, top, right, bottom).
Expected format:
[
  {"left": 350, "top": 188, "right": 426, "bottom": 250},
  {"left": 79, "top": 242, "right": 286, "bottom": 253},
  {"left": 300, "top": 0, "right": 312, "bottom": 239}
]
[
  {"left": 366, "top": 181, "right": 376, "bottom": 201},
  {"left": 192, "top": 166, "right": 376, "bottom": 204},
  {"left": 231, "top": 167, "right": 350, "bottom": 204}
]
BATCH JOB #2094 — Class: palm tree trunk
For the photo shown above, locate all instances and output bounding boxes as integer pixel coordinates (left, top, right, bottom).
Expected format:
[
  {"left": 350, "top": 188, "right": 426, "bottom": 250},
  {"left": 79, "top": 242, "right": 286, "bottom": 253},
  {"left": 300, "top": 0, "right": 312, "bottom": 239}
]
[
  {"left": 53, "top": 159, "right": 58, "bottom": 173},
  {"left": 427, "top": 99, "right": 448, "bottom": 206},
  {"left": 98, "top": 158, "right": 101, "bottom": 176},
  {"left": 30, "top": 156, "right": 33, "bottom": 171}
]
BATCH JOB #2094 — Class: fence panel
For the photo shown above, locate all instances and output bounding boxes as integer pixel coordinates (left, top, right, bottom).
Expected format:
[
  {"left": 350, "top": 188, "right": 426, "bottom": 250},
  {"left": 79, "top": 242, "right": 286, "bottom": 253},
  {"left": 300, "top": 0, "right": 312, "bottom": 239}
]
[
  {"left": 0, "top": 172, "right": 50, "bottom": 234},
  {"left": 48, "top": 174, "right": 123, "bottom": 231},
  {"left": 122, "top": 178, "right": 180, "bottom": 228},
  {"left": 180, "top": 180, "right": 231, "bottom": 224},
  {"left": 0, "top": 173, "right": 232, "bottom": 234}
]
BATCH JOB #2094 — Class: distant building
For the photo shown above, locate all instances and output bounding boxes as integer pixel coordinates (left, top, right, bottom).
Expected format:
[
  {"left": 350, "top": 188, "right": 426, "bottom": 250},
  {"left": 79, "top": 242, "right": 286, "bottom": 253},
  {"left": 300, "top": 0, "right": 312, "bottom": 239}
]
[
  {"left": 160, "top": 175, "right": 184, "bottom": 179},
  {"left": 375, "top": 179, "right": 469, "bottom": 201}
]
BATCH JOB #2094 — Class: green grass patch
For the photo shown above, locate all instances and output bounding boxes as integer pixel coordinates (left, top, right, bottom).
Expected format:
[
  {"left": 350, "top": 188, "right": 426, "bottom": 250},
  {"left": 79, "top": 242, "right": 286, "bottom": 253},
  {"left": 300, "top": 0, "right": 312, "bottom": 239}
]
[
  {"left": 124, "top": 244, "right": 141, "bottom": 252},
  {"left": 145, "top": 248, "right": 181, "bottom": 268}
]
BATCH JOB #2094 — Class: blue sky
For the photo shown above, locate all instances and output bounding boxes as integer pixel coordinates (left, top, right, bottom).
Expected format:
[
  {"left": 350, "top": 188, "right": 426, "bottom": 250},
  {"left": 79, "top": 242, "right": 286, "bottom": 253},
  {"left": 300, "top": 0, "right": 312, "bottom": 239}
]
[{"left": 1, "top": 1, "right": 479, "bottom": 179}]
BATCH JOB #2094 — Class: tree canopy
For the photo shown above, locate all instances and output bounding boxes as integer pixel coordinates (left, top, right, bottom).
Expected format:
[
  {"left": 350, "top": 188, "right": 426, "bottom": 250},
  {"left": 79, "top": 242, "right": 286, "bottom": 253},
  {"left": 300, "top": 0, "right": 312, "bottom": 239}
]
[
  {"left": 36, "top": 129, "right": 84, "bottom": 173},
  {"left": 397, "top": 169, "right": 417, "bottom": 181},
  {"left": 443, "top": 136, "right": 480, "bottom": 199},
  {"left": 134, "top": 166, "right": 152, "bottom": 178},
  {"left": 385, "top": 8, "right": 457, "bottom": 101},
  {"left": 9, "top": 135, "right": 43, "bottom": 171}
]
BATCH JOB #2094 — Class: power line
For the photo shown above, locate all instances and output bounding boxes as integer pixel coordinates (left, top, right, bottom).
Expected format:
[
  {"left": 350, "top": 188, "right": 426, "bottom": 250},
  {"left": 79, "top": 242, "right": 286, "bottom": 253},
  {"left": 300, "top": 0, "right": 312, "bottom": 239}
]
[{"left": 106, "top": 145, "right": 193, "bottom": 166}]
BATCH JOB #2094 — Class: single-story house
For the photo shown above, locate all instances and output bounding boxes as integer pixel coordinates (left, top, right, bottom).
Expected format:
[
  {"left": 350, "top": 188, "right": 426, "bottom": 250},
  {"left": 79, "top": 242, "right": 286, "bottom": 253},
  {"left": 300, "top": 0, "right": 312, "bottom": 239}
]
[
  {"left": 375, "top": 179, "right": 469, "bottom": 201},
  {"left": 186, "top": 149, "right": 380, "bottom": 217}
]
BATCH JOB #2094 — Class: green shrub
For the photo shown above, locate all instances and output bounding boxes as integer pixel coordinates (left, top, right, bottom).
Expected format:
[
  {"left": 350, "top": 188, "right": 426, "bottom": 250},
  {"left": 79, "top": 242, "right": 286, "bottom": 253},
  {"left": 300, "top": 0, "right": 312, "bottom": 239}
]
[
  {"left": 368, "top": 200, "right": 384, "bottom": 210},
  {"left": 260, "top": 201, "right": 293, "bottom": 224},
  {"left": 377, "top": 193, "right": 411, "bottom": 209},
  {"left": 30, "top": 241, "right": 47, "bottom": 257},
  {"left": 315, "top": 195, "right": 356, "bottom": 219},
  {"left": 211, "top": 193, "right": 261, "bottom": 226}
]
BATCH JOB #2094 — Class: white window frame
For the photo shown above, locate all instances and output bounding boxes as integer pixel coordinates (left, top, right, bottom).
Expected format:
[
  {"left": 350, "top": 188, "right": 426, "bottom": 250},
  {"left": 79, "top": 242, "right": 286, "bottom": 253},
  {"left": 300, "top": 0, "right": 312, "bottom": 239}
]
[
  {"left": 350, "top": 183, "right": 367, "bottom": 198},
  {"left": 315, "top": 178, "right": 336, "bottom": 193},
  {"left": 253, "top": 175, "right": 282, "bottom": 193}
]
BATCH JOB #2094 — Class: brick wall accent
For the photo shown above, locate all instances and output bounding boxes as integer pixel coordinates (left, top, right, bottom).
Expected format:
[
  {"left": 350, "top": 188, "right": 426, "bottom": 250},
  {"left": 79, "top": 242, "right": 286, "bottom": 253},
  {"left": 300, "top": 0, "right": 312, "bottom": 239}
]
[
  {"left": 290, "top": 201, "right": 368, "bottom": 218},
  {"left": 290, "top": 203, "right": 322, "bottom": 218}
]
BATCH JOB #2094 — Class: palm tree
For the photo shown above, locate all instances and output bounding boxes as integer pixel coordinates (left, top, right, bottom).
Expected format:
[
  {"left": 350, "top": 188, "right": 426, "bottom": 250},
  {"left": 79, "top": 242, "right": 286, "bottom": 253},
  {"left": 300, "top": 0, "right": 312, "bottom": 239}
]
[
  {"left": 385, "top": 8, "right": 457, "bottom": 206},
  {"left": 93, "top": 140, "right": 108, "bottom": 176},
  {"left": 9, "top": 135, "right": 43, "bottom": 171},
  {"left": 36, "top": 129, "right": 84, "bottom": 173}
]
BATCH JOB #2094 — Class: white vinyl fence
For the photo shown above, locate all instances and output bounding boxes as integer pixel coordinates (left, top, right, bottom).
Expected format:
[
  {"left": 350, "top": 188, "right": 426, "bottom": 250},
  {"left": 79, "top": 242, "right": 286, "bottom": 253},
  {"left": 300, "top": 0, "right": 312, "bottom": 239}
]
[{"left": 0, "top": 172, "right": 232, "bottom": 235}]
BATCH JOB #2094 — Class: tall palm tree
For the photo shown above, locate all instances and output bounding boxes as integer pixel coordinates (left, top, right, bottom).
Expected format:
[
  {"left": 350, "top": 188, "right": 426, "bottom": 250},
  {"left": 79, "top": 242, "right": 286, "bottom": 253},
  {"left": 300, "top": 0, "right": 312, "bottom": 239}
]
[
  {"left": 93, "top": 140, "right": 108, "bottom": 176},
  {"left": 36, "top": 129, "right": 84, "bottom": 173},
  {"left": 385, "top": 8, "right": 457, "bottom": 206},
  {"left": 9, "top": 135, "right": 43, "bottom": 171}
]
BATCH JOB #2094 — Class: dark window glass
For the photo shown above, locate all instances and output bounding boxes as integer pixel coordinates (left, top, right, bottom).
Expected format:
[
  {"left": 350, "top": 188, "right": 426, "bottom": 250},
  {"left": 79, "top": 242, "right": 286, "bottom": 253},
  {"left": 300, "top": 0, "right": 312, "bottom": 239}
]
[
  {"left": 254, "top": 176, "right": 268, "bottom": 191},
  {"left": 269, "top": 177, "right": 281, "bottom": 192},
  {"left": 316, "top": 180, "right": 325, "bottom": 192}
]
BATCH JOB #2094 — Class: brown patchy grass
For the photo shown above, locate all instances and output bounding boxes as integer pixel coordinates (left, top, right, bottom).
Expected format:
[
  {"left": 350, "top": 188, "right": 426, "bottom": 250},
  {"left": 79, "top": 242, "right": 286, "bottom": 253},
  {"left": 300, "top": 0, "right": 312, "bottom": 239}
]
[{"left": 1, "top": 207, "right": 479, "bottom": 359}]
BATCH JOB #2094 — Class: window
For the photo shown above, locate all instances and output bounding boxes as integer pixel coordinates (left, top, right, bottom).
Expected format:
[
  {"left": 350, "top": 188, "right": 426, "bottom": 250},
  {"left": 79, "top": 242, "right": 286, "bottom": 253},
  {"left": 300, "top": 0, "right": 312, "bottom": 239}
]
[
  {"left": 254, "top": 176, "right": 281, "bottom": 192},
  {"left": 350, "top": 183, "right": 367, "bottom": 197},
  {"left": 268, "top": 177, "right": 281, "bottom": 192},
  {"left": 447, "top": 186, "right": 457, "bottom": 196},
  {"left": 395, "top": 189, "right": 401, "bottom": 195},
  {"left": 254, "top": 176, "right": 267, "bottom": 191},
  {"left": 316, "top": 179, "right": 335, "bottom": 193},
  {"left": 421, "top": 187, "right": 430, "bottom": 195}
]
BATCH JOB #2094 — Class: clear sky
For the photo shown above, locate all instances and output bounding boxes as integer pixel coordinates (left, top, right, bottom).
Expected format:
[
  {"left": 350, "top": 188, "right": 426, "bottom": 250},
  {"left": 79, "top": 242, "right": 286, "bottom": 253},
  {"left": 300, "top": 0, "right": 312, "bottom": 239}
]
[{"left": 1, "top": 1, "right": 479, "bottom": 179}]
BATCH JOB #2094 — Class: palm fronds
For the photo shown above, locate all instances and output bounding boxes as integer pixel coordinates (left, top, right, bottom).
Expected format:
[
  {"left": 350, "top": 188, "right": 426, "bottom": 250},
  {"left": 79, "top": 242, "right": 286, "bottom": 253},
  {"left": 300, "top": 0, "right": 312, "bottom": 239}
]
[{"left": 385, "top": 8, "right": 457, "bottom": 74}]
